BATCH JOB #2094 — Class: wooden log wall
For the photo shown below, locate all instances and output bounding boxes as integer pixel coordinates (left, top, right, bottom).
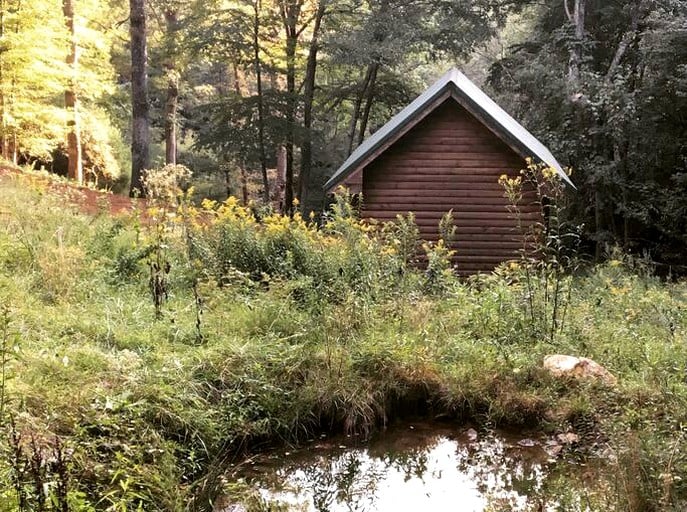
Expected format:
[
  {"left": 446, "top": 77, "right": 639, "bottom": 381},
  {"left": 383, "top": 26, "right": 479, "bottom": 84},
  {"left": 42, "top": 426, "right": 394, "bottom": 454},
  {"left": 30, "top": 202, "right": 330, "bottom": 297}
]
[{"left": 361, "top": 99, "right": 540, "bottom": 274}]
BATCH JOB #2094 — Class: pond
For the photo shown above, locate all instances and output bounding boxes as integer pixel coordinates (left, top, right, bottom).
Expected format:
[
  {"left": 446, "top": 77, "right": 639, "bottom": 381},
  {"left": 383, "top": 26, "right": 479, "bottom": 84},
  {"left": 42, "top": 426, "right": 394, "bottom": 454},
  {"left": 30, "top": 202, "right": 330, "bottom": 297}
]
[{"left": 220, "top": 422, "right": 592, "bottom": 512}]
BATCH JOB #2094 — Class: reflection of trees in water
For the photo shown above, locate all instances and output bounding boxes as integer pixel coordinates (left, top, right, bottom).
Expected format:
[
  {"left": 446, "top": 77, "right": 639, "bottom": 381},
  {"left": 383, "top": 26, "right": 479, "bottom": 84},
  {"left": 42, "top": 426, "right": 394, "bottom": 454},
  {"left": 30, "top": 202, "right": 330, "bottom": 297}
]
[
  {"left": 455, "top": 435, "right": 546, "bottom": 509},
  {"left": 382, "top": 449, "right": 429, "bottom": 483},
  {"left": 259, "top": 432, "right": 550, "bottom": 512},
  {"left": 295, "top": 451, "right": 386, "bottom": 512}
]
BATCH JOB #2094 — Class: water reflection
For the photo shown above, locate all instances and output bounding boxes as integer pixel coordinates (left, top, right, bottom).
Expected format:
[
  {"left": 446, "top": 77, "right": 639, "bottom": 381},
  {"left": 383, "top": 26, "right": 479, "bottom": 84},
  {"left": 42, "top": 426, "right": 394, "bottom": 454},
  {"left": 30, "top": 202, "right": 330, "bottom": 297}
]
[{"left": 240, "top": 423, "right": 552, "bottom": 512}]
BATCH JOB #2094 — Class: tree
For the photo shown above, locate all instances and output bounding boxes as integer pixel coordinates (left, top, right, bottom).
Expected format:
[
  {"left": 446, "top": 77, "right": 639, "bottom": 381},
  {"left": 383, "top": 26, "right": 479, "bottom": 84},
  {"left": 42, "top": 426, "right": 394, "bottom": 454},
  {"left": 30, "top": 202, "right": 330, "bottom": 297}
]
[
  {"left": 297, "top": 0, "right": 326, "bottom": 206},
  {"left": 184, "top": 0, "right": 276, "bottom": 203},
  {"left": 163, "top": 7, "right": 179, "bottom": 165},
  {"left": 129, "top": 0, "right": 150, "bottom": 196},
  {"left": 277, "top": 0, "right": 304, "bottom": 214},
  {"left": 488, "top": 0, "right": 687, "bottom": 265},
  {"left": 0, "top": 0, "right": 69, "bottom": 163},
  {"left": 63, "top": 0, "right": 83, "bottom": 183}
]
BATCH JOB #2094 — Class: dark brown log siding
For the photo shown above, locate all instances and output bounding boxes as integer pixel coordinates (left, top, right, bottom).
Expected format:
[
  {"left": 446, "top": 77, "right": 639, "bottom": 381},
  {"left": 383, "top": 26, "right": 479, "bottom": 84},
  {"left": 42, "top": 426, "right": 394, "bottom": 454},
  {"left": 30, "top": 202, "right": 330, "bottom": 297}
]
[{"left": 361, "top": 99, "right": 538, "bottom": 273}]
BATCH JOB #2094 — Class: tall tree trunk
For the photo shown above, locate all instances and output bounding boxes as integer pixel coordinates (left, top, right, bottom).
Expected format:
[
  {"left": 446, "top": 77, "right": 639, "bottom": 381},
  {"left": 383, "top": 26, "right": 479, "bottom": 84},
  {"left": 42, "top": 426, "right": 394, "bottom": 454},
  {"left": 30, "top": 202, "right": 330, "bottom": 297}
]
[
  {"left": 0, "top": 0, "right": 7, "bottom": 161},
  {"left": 163, "top": 9, "right": 178, "bottom": 165},
  {"left": 280, "top": 0, "right": 303, "bottom": 215},
  {"left": 350, "top": 0, "right": 387, "bottom": 151},
  {"left": 6, "top": 0, "right": 17, "bottom": 165},
  {"left": 605, "top": 2, "right": 646, "bottom": 250},
  {"left": 63, "top": 0, "right": 83, "bottom": 183},
  {"left": 223, "top": 163, "right": 232, "bottom": 199},
  {"left": 231, "top": 60, "right": 252, "bottom": 204},
  {"left": 297, "top": 0, "right": 325, "bottom": 208},
  {"left": 129, "top": 0, "right": 150, "bottom": 197},
  {"left": 346, "top": 67, "right": 372, "bottom": 156},
  {"left": 231, "top": 60, "right": 242, "bottom": 95},
  {"left": 240, "top": 164, "right": 249, "bottom": 204},
  {"left": 164, "top": 78, "right": 178, "bottom": 165},
  {"left": 253, "top": 0, "right": 270, "bottom": 203},
  {"left": 565, "top": 0, "right": 586, "bottom": 87},
  {"left": 357, "top": 62, "right": 379, "bottom": 145}
]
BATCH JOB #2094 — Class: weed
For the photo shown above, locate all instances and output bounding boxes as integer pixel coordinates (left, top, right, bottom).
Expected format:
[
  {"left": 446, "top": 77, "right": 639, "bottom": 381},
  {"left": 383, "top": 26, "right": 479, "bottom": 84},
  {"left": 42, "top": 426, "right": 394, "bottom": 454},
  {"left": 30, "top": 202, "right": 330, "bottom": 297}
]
[
  {"left": 0, "top": 172, "right": 686, "bottom": 510},
  {"left": 499, "top": 161, "right": 582, "bottom": 345}
]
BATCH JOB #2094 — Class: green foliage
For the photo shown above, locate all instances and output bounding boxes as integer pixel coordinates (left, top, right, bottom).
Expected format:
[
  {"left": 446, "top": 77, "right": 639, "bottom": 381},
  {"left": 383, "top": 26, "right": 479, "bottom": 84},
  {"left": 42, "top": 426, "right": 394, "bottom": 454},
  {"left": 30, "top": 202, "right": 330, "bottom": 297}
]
[
  {"left": 0, "top": 0, "right": 69, "bottom": 159},
  {"left": 0, "top": 175, "right": 687, "bottom": 510},
  {"left": 0, "top": 0, "right": 123, "bottom": 178},
  {"left": 498, "top": 162, "right": 582, "bottom": 346},
  {"left": 488, "top": 0, "right": 687, "bottom": 265}
]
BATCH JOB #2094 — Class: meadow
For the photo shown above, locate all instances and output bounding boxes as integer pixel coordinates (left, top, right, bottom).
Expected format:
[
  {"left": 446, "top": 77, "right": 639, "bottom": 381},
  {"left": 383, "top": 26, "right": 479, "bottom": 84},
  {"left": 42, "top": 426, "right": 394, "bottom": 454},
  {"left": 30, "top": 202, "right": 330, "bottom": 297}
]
[{"left": 0, "top": 168, "right": 685, "bottom": 511}]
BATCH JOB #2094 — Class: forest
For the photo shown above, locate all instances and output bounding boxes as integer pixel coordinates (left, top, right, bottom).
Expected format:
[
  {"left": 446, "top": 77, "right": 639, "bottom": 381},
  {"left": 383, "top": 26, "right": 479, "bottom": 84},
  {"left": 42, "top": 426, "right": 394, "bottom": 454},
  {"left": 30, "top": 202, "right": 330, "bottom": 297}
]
[
  {"left": 1, "top": 0, "right": 685, "bottom": 262},
  {"left": 0, "top": 0, "right": 686, "bottom": 511}
]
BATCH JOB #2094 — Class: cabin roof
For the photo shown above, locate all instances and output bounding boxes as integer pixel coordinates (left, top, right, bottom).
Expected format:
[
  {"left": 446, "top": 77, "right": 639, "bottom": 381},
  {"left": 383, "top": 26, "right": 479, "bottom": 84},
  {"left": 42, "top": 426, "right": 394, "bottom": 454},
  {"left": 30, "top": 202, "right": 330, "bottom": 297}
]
[{"left": 324, "top": 68, "right": 574, "bottom": 192}]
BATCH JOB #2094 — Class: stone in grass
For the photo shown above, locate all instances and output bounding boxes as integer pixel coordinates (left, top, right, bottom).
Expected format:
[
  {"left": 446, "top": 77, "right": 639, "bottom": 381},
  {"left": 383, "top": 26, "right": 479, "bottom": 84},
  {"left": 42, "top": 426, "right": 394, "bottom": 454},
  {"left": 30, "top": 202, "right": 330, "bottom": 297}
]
[
  {"left": 556, "top": 432, "right": 580, "bottom": 445},
  {"left": 213, "top": 496, "right": 248, "bottom": 512},
  {"left": 543, "top": 355, "right": 617, "bottom": 386}
]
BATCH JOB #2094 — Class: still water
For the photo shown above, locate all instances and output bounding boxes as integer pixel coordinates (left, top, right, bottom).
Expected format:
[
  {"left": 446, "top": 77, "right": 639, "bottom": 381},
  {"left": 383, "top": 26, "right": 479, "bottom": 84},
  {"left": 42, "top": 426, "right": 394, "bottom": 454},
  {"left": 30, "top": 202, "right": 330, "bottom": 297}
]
[{"left": 230, "top": 422, "right": 567, "bottom": 512}]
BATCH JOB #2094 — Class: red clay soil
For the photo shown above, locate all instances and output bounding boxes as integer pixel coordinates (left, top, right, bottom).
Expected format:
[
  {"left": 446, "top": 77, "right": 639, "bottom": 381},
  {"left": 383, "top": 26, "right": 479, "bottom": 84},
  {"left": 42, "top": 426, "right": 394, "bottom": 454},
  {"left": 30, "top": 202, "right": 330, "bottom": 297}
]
[{"left": 0, "top": 165, "right": 145, "bottom": 216}]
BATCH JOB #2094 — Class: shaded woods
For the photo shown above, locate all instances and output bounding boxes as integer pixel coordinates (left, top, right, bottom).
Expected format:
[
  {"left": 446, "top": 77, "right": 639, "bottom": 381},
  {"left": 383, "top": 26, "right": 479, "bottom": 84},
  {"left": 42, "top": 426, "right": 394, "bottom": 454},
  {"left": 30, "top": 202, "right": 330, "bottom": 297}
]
[{"left": 1, "top": 0, "right": 685, "bottom": 264}]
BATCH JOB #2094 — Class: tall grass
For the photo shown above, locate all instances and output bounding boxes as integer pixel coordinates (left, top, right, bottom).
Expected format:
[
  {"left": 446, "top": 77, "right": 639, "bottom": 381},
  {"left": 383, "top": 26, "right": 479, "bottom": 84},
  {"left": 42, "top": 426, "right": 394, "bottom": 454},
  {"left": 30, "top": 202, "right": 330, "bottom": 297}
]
[{"left": 0, "top": 169, "right": 685, "bottom": 510}]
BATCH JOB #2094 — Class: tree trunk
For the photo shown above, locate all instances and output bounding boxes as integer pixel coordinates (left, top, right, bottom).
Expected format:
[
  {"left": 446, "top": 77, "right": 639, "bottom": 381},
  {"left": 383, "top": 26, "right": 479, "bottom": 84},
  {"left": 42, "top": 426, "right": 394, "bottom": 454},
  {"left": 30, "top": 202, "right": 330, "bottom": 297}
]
[
  {"left": 240, "top": 164, "right": 249, "bottom": 204},
  {"left": 164, "top": 9, "right": 178, "bottom": 166},
  {"left": 129, "top": 0, "right": 150, "bottom": 197},
  {"left": 9, "top": 133, "right": 15, "bottom": 164},
  {"left": 280, "top": 0, "right": 303, "bottom": 215},
  {"left": 164, "top": 78, "right": 178, "bottom": 165},
  {"left": 297, "top": 0, "right": 325, "bottom": 208},
  {"left": 276, "top": 145, "right": 287, "bottom": 210},
  {"left": 0, "top": 0, "right": 7, "bottom": 161},
  {"left": 565, "top": 0, "right": 586, "bottom": 87},
  {"left": 253, "top": 0, "right": 270, "bottom": 203},
  {"left": 346, "top": 67, "right": 372, "bottom": 156},
  {"left": 63, "top": 0, "right": 83, "bottom": 183},
  {"left": 223, "top": 164, "right": 231, "bottom": 199},
  {"left": 5, "top": 0, "right": 17, "bottom": 165},
  {"left": 350, "top": 0, "right": 387, "bottom": 151},
  {"left": 594, "top": 188, "right": 603, "bottom": 261},
  {"left": 357, "top": 62, "right": 379, "bottom": 145}
]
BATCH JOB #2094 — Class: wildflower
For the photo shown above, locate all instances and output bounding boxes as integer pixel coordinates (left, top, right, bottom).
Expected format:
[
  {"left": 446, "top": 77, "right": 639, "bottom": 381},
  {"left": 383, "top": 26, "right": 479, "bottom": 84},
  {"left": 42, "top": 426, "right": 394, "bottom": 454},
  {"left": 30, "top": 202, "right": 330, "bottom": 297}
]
[
  {"left": 201, "top": 198, "right": 217, "bottom": 211},
  {"left": 541, "top": 166, "right": 558, "bottom": 180}
]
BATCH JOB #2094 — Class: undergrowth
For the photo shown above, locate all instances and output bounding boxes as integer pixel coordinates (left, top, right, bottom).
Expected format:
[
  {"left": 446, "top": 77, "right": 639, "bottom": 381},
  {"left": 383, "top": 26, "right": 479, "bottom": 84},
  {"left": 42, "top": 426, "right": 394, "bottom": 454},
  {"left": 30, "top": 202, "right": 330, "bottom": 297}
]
[{"left": 0, "top": 168, "right": 685, "bottom": 511}]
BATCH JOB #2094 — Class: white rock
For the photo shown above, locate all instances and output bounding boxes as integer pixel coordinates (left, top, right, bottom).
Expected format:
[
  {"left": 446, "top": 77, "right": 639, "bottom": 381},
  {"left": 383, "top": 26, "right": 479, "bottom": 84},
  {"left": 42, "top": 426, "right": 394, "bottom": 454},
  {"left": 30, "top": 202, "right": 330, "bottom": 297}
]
[
  {"left": 543, "top": 355, "right": 617, "bottom": 386},
  {"left": 556, "top": 432, "right": 580, "bottom": 445}
]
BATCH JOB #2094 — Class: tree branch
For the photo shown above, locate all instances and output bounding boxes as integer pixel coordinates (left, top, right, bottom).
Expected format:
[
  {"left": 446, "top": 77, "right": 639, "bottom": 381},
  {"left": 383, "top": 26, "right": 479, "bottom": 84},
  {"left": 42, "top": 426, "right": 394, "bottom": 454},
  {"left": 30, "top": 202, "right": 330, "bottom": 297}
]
[
  {"left": 605, "top": 1, "right": 646, "bottom": 82},
  {"left": 564, "top": 0, "right": 573, "bottom": 23}
]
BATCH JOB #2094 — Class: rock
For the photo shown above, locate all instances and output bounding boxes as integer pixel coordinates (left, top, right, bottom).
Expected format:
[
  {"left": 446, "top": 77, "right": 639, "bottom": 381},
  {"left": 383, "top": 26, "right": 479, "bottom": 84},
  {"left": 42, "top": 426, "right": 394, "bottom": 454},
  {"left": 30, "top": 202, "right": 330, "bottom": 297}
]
[
  {"left": 556, "top": 432, "right": 580, "bottom": 445},
  {"left": 546, "top": 444, "right": 563, "bottom": 457},
  {"left": 213, "top": 499, "right": 248, "bottom": 512},
  {"left": 517, "top": 438, "right": 538, "bottom": 447},
  {"left": 466, "top": 428, "right": 478, "bottom": 441},
  {"left": 543, "top": 355, "right": 617, "bottom": 386}
]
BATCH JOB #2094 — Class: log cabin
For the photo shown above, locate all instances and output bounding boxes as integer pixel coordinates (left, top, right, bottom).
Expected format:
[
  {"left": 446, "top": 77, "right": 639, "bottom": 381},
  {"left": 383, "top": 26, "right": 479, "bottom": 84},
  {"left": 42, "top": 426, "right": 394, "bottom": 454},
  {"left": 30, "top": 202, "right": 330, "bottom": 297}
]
[{"left": 324, "top": 68, "right": 574, "bottom": 274}]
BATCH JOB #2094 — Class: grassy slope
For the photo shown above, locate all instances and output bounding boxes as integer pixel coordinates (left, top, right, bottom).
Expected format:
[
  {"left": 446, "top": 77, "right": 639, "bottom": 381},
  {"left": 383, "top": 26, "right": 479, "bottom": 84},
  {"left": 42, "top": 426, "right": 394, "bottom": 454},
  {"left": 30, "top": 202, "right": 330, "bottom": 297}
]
[{"left": 0, "top": 170, "right": 686, "bottom": 511}]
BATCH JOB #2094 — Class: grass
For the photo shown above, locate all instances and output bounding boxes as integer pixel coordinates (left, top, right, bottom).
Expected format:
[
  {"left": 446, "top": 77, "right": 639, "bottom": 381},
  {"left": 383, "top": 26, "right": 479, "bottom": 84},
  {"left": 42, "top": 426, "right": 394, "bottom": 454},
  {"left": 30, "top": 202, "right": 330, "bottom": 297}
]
[{"left": 0, "top": 168, "right": 686, "bottom": 511}]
